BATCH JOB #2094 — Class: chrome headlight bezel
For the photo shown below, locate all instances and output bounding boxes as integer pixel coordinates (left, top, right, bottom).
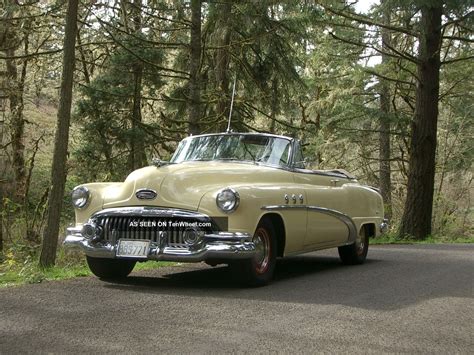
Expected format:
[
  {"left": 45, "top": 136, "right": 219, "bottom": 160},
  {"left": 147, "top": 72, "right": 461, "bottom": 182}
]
[
  {"left": 71, "top": 186, "right": 90, "bottom": 209},
  {"left": 216, "top": 187, "right": 240, "bottom": 213}
]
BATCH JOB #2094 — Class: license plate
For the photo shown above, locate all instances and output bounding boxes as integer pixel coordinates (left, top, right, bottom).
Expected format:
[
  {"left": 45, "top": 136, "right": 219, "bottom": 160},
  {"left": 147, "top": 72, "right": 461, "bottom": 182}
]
[{"left": 116, "top": 239, "right": 150, "bottom": 258}]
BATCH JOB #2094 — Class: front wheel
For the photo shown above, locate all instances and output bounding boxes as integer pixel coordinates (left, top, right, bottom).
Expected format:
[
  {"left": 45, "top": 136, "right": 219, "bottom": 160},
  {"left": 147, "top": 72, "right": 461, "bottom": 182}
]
[
  {"left": 231, "top": 219, "right": 277, "bottom": 287},
  {"left": 338, "top": 226, "right": 369, "bottom": 265},
  {"left": 86, "top": 256, "right": 136, "bottom": 279}
]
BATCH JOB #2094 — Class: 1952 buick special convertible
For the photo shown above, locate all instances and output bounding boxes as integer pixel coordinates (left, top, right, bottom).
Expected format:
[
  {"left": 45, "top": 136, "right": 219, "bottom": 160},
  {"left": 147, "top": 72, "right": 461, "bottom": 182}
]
[{"left": 65, "top": 132, "right": 387, "bottom": 286}]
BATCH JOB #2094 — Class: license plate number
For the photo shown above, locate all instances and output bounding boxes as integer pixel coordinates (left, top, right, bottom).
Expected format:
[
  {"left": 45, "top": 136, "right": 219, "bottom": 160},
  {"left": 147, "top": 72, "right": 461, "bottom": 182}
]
[{"left": 116, "top": 240, "right": 150, "bottom": 258}]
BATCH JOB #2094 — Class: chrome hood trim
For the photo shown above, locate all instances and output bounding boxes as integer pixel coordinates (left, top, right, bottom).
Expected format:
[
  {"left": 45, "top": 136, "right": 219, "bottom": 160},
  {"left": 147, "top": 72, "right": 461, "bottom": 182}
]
[{"left": 90, "top": 206, "right": 210, "bottom": 219}]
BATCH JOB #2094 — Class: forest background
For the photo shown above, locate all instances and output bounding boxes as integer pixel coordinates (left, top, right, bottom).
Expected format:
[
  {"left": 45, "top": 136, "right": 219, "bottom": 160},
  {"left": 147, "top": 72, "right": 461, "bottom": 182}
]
[{"left": 0, "top": 0, "right": 472, "bottom": 280}]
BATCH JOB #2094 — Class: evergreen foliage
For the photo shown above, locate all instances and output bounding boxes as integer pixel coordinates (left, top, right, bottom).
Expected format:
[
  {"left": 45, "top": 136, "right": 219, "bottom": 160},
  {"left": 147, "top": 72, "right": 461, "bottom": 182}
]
[{"left": 0, "top": 0, "right": 472, "bottom": 266}]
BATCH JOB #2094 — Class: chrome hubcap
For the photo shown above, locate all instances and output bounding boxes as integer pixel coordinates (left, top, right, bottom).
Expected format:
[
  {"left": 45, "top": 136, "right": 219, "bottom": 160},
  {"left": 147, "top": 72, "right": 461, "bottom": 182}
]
[{"left": 356, "top": 232, "right": 366, "bottom": 256}]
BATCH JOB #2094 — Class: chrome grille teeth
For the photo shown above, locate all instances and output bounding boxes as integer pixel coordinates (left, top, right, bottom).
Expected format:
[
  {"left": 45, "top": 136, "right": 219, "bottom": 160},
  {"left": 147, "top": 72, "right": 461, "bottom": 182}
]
[
  {"left": 110, "top": 217, "right": 115, "bottom": 242},
  {"left": 123, "top": 217, "right": 128, "bottom": 240},
  {"left": 104, "top": 217, "right": 108, "bottom": 241},
  {"left": 118, "top": 217, "right": 124, "bottom": 241},
  {"left": 134, "top": 218, "right": 138, "bottom": 239},
  {"left": 140, "top": 220, "right": 144, "bottom": 240},
  {"left": 111, "top": 217, "right": 116, "bottom": 241},
  {"left": 105, "top": 217, "right": 109, "bottom": 241},
  {"left": 95, "top": 215, "right": 203, "bottom": 249},
  {"left": 180, "top": 227, "right": 185, "bottom": 245}
]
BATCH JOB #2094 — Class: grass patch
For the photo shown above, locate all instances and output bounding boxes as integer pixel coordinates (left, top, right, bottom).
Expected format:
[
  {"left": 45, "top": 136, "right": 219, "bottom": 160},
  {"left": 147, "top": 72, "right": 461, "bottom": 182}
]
[
  {"left": 0, "top": 249, "right": 174, "bottom": 288},
  {"left": 372, "top": 233, "right": 474, "bottom": 245},
  {"left": 0, "top": 262, "right": 91, "bottom": 288},
  {"left": 135, "top": 260, "right": 175, "bottom": 271}
]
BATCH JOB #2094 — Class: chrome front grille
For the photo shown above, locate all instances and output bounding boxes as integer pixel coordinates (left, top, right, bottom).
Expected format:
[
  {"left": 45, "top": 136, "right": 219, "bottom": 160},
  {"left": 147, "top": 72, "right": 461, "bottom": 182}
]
[{"left": 94, "top": 214, "right": 212, "bottom": 249}]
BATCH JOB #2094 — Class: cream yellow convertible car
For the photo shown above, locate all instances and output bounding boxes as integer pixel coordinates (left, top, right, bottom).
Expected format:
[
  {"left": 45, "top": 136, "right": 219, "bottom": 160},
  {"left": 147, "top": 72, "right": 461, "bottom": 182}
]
[{"left": 65, "top": 132, "right": 387, "bottom": 286}]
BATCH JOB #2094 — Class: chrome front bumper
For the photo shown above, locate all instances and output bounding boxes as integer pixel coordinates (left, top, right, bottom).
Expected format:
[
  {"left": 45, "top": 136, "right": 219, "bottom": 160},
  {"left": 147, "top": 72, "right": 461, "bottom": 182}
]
[{"left": 64, "top": 227, "right": 256, "bottom": 262}]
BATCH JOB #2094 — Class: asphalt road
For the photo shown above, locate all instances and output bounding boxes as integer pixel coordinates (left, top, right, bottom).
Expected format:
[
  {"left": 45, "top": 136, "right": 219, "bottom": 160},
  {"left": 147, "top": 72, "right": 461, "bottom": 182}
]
[{"left": 1, "top": 244, "right": 473, "bottom": 354}]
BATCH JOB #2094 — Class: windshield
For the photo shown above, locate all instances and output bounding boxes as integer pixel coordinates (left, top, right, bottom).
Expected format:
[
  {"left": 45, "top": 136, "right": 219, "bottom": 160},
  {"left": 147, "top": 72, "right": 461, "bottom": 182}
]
[{"left": 171, "top": 134, "right": 292, "bottom": 168}]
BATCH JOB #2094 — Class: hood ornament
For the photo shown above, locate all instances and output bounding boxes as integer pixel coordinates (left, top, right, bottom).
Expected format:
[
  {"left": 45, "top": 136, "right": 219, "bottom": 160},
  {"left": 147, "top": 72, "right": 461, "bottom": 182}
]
[{"left": 136, "top": 189, "right": 157, "bottom": 200}]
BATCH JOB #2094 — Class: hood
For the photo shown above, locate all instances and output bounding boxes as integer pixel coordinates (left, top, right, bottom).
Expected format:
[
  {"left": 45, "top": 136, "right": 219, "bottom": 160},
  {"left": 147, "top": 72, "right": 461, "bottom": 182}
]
[{"left": 102, "top": 161, "right": 293, "bottom": 210}]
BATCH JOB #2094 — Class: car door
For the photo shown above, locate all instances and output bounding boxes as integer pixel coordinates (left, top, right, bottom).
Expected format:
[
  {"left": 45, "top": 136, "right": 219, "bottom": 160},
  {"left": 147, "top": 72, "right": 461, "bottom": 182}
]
[{"left": 291, "top": 143, "right": 350, "bottom": 247}]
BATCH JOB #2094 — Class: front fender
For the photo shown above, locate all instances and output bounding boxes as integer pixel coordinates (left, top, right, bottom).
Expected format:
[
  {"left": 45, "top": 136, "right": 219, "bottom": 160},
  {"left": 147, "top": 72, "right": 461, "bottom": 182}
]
[
  {"left": 73, "top": 182, "right": 122, "bottom": 225},
  {"left": 197, "top": 184, "right": 307, "bottom": 255},
  {"left": 197, "top": 186, "right": 262, "bottom": 235}
]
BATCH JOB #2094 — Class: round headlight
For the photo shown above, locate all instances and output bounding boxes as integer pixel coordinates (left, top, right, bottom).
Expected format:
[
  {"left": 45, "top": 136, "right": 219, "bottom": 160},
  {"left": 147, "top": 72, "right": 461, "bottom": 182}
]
[
  {"left": 216, "top": 188, "right": 240, "bottom": 213},
  {"left": 71, "top": 186, "right": 90, "bottom": 209}
]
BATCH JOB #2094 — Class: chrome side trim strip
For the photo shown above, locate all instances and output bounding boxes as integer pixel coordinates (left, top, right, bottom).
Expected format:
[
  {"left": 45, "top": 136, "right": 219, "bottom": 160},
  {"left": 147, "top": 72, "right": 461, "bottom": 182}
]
[
  {"left": 261, "top": 205, "right": 357, "bottom": 243},
  {"left": 262, "top": 205, "right": 307, "bottom": 210}
]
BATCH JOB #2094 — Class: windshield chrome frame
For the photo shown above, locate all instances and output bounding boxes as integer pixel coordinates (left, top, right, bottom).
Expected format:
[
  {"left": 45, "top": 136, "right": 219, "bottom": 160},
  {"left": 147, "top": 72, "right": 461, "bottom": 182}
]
[{"left": 171, "top": 132, "right": 297, "bottom": 170}]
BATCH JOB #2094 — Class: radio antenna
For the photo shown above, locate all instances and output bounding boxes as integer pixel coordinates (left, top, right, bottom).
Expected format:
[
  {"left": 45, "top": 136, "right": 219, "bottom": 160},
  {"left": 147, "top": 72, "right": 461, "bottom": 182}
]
[{"left": 226, "top": 75, "right": 237, "bottom": 133}]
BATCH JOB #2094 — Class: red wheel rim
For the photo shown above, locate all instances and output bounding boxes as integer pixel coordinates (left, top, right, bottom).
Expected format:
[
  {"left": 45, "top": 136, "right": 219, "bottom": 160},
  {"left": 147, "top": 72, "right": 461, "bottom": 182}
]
[{"left": 254, "top": 227, "right": 271, "bottom": 274}]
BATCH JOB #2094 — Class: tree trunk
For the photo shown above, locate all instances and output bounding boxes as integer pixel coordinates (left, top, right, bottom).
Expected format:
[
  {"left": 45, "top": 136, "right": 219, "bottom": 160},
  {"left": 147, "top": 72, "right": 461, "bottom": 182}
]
[
  {"left": 40, "top": 0, "right": 79, "bottom": 267},
  {"left": 130, "top": 59, "right": 146, "bottom": 170},
  {"left": 269, "top": 77, "right": 278, "bottom": 133},
  {"left": 0, "top": 80, "right": 6, "bottom": 254},
  {"left": 0, "top": 179, "right": 3, "bottom": 254},
  {"left": 379, "top": 0, "right": 392, "bottom": 221},
  {"left": 188, "top": 0, "right": 202, "bottom": 135},
  {"left": 5, "top": 47, "right": 27, "bottom": 203},
  {"left": 399, "top": 3, "right": 442, "bottom": 239},
  {"left": 128, "top": 0, "right": 146, "bottom": 171},
  {"left": 215, "top": 2, "right": 232, "bottom": 130}
]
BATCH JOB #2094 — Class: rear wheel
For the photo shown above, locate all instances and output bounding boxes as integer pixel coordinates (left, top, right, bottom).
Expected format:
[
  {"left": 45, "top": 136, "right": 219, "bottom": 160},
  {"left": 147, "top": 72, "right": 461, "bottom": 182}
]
[
  {"left": 86, "top": 256, "right": 136, "bottom": 279},
  {"left": 231, "top": 218, "right": 277, "bottom": 286},
  {"left": 338, "top": 225, "right": 369, "bottom": 265}
]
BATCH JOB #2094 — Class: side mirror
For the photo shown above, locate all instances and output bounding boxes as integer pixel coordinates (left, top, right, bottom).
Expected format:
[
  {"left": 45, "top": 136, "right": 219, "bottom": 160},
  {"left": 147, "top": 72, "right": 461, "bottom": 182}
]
[{"left": 152, "top": 158, "right": 171, "bottom": 167}]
